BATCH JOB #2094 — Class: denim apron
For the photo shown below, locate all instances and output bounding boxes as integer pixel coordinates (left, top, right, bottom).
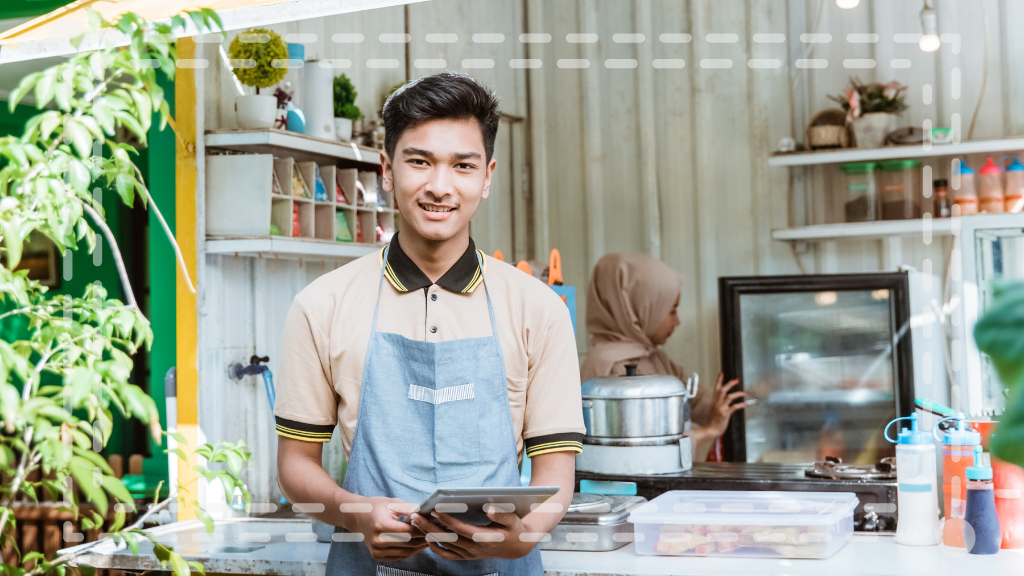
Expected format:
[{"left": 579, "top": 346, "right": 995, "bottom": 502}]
[{"left": 326, "top": 247, "right": 544, "bottom": 576}]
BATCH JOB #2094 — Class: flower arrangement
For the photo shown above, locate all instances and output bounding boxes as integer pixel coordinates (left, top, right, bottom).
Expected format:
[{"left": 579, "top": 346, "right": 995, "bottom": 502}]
[
  {"left": 333, "top": 74, "right": 361, "bottom": 120},
  {"left": 829, "top": 77, "right": 909, "bottom": 123},
  {"left": 228, "top": 28, "right": 288, "bottom": 94}
]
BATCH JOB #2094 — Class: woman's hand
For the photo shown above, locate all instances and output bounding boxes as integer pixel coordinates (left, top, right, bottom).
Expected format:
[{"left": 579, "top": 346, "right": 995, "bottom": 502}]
[{"left": 700, "top": 373, "right": 746, "bottom": 438}]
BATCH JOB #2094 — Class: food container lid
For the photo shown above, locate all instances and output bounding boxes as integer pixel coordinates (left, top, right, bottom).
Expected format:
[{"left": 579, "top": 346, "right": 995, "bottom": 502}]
[
  {"left": 558, "top": 494, "right": 647, "bottom": 526},
  {"left": 840, "top": 162, "right": 877, "bottom": 174},
  {"left": 582, "top": 372, "right": 690, "bottom": 400},
  {"left": 955, "top": 160, "right": 975, "bottom": 175},
  {"left": 628, "top": 491, "right": 859, "bottom": 527},
  {"left": 937, "top": 413, "right": 982, "bottom": 445},
  {"left": 878, "top": 160, "right": 922, "bottom": 171},
  {"left": 1006, "top": 157, "right": 1024, "bottom": 171}
]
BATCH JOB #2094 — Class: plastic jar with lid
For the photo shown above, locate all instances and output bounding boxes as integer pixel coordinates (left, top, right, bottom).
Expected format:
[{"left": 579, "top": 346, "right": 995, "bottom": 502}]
[
  {"left": 878, "top": 160, "right": 923, "bottom": 220},
  {"left": 952, "top": 160, "right": 978, "bottom": 215},
  {"left": 841, "top": 162, "right": 878, "bottom": 222},
  {"left": 1004, "top": 157, "right": 1024, "bottom": 213},
  {"left": 978, "top": 157, "right": 1005, "bottom": 213}
]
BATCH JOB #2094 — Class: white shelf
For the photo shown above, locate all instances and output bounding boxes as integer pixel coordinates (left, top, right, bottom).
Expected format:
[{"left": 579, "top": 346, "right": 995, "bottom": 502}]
[
  {"left": 768, "top": 136, "right": 1024, "bottom": 167},
  {"left": 771, "top": 212, "right": 1024, "bottom": 242},
  {"left": 205, "top": 129, "right": 382, "bottom": 166},
  {"left": 205, "top": 237, "right": 380, "bottom": 260}
]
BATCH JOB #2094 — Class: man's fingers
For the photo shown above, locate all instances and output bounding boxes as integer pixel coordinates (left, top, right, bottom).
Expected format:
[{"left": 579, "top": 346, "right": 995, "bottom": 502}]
[
  {"left": 484, "top": 505, "right": 519, "bottom": 528},
  {"left": 409, "top": 514, "right": 448, "bottom": 534},
  {"left": 431, "top": 511, "right": 478, "bottom": 539},
  {"left": 428, "top": 541, "right": 467, "bottom": 561}
]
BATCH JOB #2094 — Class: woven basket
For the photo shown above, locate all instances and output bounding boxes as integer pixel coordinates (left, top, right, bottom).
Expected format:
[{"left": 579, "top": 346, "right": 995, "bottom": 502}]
[{"left": 806, "top": 108, "right": 850, "bottom": 149}]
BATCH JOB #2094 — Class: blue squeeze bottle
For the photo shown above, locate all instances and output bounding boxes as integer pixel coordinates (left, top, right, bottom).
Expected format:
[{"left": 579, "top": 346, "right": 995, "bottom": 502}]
[{"left": 964, "top": 445, "right": 1001, "bottom": 554}]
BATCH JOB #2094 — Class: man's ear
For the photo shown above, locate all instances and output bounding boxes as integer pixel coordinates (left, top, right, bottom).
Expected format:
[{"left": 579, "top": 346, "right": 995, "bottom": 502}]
[
  {"left": 380, "top": 150, "right": 394, "bottom": 192},
  {"left": 481, "top": 157, "right": 497, "bottom": 199}
]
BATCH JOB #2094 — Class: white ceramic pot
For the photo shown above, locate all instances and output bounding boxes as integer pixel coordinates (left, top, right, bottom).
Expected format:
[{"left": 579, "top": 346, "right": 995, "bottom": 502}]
[
  {"left": 235, "top": 95, "right": 277, "bottom": 129},
  {"left": 851, "top": 112, "right": 896, "bottom": 149},
  {"left": 334, "top": 117, "right": 353, "bottom": 141}
]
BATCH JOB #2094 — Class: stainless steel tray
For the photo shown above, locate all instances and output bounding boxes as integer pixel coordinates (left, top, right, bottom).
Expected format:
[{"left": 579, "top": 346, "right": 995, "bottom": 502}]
[{"left": 540, "top": 493, "right": 646, "bottom": 552}]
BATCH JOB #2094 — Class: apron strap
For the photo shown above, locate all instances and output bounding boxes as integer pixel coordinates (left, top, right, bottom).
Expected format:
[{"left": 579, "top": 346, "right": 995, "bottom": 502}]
[
  {"left": 370, "top": 245, "right": 389, "bottom": 334},
  {"left": 476, "top": 251, "right": 500, "bottom": 341}
]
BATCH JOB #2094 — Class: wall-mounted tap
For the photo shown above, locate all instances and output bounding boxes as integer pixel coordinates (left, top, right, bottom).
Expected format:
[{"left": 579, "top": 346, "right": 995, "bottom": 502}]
[{"left": 228, "top": 355, "right": 276, "bottom": 410}]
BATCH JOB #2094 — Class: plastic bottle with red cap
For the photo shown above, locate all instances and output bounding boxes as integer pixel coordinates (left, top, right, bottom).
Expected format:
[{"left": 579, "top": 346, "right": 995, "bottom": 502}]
[{"left": 978, "top": 157, "right": 1005, "bottom": 213}]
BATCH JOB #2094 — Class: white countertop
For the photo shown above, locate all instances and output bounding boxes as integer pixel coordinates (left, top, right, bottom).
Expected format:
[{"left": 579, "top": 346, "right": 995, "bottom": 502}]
[{"left": 64, "top": 519, "right": 1024, "bottom": 576}]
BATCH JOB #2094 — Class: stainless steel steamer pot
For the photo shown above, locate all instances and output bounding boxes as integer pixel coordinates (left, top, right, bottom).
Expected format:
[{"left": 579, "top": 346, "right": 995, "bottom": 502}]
[{"left": 581, "top": 365, "right": 697, "bottom": 443}]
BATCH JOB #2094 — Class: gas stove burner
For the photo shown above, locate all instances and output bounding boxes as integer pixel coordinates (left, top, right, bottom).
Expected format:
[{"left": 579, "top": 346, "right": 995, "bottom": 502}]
[{"left": 804, "top": 456, "right": 897, "bottom": 481}]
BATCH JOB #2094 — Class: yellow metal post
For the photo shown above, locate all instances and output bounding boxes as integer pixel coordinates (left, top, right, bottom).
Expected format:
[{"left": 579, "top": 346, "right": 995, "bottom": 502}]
[{"left": 175, "top": 36, "right": 199, "bottom": 520}]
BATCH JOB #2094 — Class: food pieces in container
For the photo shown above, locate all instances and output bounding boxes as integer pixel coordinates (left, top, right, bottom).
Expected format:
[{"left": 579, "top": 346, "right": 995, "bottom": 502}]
[{"left": 629, "top": 490, "right": 858, "bottom": 559}]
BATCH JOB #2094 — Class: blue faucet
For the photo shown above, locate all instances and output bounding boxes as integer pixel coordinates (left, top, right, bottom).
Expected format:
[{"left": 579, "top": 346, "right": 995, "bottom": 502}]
[{"left": 229, "top": 355, "right": 276, "bottom": 409}]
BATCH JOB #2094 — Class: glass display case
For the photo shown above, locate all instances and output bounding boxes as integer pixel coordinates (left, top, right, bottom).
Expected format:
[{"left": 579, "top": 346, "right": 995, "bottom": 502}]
[{"left": 718, "top": 273, "right": 916, "bottom": 464}]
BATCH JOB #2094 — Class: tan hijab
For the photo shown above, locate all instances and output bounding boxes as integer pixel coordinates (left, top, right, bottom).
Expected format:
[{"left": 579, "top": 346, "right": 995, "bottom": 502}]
[{"left": 580, "top": 253, "right": 685, "bottom": 383}]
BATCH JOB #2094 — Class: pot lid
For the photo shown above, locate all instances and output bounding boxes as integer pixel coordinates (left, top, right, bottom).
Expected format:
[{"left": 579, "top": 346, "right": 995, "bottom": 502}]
[{"left": 582, "top": 364, "right": 690, "bottom": 399}]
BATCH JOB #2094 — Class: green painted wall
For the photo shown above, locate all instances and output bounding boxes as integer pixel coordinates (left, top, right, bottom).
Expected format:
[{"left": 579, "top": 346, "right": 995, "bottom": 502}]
[{"left": 0, "top": 0, "right": 72, "bottom": 21}]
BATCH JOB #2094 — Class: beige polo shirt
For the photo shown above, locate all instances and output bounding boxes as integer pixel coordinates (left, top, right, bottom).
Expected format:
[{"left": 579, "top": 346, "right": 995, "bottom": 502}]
[{"left": 274, "top": 236, "right": 585, "bottom": 463}]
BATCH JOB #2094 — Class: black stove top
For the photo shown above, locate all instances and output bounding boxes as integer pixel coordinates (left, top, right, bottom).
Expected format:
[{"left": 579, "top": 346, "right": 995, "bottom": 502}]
[{"left": 576, "top": 462, "right": 898, "bottom": 532}]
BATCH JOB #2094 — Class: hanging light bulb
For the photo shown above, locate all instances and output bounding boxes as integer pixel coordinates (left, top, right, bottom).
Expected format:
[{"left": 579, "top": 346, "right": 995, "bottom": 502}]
[
  {"left": 836, "top": 0, "right": 860, "bottom": 8},
  {"left": 920, "top": 1, "right": 940, "bottom": 52}
]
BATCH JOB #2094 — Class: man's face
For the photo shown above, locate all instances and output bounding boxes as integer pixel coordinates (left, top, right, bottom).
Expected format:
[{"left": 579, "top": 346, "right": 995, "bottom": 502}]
[{"left": 382, "top": 118, "right": 496, "bottom": 243}]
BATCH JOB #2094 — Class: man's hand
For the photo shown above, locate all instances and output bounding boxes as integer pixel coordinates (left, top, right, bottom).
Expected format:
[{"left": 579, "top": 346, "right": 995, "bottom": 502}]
[
  {"left": 345, "top": 497, "right": 428, "bottom": 562},
  {"left": 410, "top": 506, "right": 537, "bottom": 561}
]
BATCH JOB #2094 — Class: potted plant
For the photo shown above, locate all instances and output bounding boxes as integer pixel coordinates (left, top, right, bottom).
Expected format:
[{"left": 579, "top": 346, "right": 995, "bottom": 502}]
[
  {"left": 829, "top": 77, "right": 908, "bottom": 149},
  {"left": 332, "top": 73, "right": 361, "bottom": 141},
  {"left": 228, "top": 28, "right": 288, "bottom": 129}
]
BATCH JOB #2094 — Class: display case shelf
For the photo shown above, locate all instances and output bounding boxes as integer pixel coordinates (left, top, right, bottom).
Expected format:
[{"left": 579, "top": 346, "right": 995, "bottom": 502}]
[
  {"left": 768, "top": 137, "right": 1024, "bottom": 167},
  {"left": 205, "top": 237, "right": 379, "bottom": 260},
  {"left": 771, "top": 213, "right": 1024, "bottom": 242},
  {"left": 205, "top": 129, "right": 382, "bottom": 167}
]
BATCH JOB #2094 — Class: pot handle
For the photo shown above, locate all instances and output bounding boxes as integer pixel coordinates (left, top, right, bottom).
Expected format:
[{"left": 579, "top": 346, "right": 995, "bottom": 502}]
[
  {"left": 685, "top": 372, "right": 699, "bottom": 399},
  {"left": 581, "top": 399, "right": 594, "bottom": 434}
]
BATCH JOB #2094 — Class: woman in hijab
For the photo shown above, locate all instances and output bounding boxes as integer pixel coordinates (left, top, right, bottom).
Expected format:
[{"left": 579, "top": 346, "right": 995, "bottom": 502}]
[{"left": 580, "top": 253, "right": 746, "bottom": 458}]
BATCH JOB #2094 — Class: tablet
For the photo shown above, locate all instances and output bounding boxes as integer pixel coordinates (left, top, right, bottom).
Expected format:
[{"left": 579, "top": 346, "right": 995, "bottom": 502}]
[{"left": 406, "top": 486, "right": 560, "bottom": 527}]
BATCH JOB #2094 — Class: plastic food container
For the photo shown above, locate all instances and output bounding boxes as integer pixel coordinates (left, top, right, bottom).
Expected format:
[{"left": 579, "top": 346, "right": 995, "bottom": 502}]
[
  {"left": 1005, "top": 157, "right": 1024, "bottom": 213},
  {"left": 878, "top": 160, "right": 923, "bottom": 220},
  {"left": 628, "top": 490, "right": 858, "bottom": 559},
  {"left": 952, "top": 160, "right": 978, "bottom": 215},
  {"left": 978, "top": 157, "right": 1005, "bottom": 213},
  {"left": 840, "top": 162, "right": 878, "bottom": 222}
]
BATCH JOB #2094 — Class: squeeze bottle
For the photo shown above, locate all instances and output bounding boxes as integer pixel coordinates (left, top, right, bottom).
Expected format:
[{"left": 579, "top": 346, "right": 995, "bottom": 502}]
[
  {"left": 951, "top": 161, "right": 978, "bottom": 215},
  {"left": 1004, "top": 157, "right": 1024, "bottom": 213},
  {"left": 964, "top": 445, "right": 1001, "bottom": 554},
  {"left": 989, "top": 433, "right": 1024, "bottom": 549},
  {"left": 978, "top": 157, "right": 1005, "bottom": 213},
  {"left": 885, "top": 413, "right": 940, "bottom": 545},
  {"left": 933, "top": 413, "right": 980, "bottom": 547}
]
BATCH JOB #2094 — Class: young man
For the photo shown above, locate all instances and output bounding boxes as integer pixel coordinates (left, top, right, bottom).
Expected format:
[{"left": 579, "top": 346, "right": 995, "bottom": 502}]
[{"left": 275, "top": 72, "right": 584, "bottom": 575}]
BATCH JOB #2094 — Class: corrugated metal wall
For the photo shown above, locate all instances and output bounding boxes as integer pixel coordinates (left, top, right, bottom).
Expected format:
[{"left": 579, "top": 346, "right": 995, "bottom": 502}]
[{"left": 196, "top": 0, "right": 1024, "bottom": 505}]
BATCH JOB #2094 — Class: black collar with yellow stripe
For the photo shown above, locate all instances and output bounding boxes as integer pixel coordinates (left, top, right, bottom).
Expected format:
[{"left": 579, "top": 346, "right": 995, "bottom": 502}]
[{"left": 380, "top": 233, "right": 485, "bottom": 294}]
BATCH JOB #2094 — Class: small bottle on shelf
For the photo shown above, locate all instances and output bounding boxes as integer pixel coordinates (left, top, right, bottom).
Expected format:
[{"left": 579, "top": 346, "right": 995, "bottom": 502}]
[
  {"left": 1004, "top": 157, "right": 1024, "bottom": 213},
  {"left": 933, "top": 179, "right": 950, "bottom": 218},
  {"left": 978, "top": 158, "right": 1005, "bottom": 214},
  {"left": 952, "top": 160, "right": 978, "bottom": 215},
  {"left": 964, "top": 444, "right": 1002, "bottom": 554}
]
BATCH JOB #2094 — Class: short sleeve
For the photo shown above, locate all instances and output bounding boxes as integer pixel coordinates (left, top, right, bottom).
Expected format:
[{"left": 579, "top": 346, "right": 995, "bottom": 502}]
[
  {"left": 522, "top": 296, "right": 586, "bottom": 457},
  {"left": 274, "top": 297, "right": 338, "bottom": 442}
]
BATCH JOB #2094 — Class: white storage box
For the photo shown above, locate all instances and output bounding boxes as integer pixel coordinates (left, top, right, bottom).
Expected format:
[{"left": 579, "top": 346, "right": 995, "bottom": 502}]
[{"left": 628, "top": 490, "right": 858, "bottom": 559}]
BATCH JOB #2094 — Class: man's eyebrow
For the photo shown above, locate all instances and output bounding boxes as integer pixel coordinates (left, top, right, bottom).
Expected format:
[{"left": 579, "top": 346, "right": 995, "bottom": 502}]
[
  {"left": 401, "top": 146, "right": 434, "bottom": 159},
  {"left": 451, "top": 151, "right": 482, "bottom": 162}
]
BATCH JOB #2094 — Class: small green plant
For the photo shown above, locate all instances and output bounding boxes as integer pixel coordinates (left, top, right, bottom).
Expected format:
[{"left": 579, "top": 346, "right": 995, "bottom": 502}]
[
  {"left": 227, "top": 28, "right": 288, "bottom": 94},
  {"left": 333, "top": 74, "right": 360, "bottom": 121},
  {"left": 974, "top": 281, "right": 1024, "bottom": 468}
]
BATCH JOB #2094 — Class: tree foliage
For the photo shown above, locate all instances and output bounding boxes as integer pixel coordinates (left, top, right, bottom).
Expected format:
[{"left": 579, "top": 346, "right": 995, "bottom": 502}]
[
  {"left": 227, "top": 28, "right": 288, "bottom": 91},
  {"left": 1, "top": 9, "right": 253, "bottom": 576}
]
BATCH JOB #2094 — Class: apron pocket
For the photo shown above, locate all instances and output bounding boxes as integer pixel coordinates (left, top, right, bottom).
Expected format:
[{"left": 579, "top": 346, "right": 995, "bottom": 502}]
[
  {"left": 375, "top": 567, "right": 430, "bottom": 576},
  {"left": 400, "top": 383, "right": 480, "bottom": 483}
]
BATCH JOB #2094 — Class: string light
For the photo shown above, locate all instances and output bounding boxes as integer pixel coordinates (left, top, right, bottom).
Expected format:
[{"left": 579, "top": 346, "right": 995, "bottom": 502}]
[{"left": 836, "top": 0, "right": 860, "bottom": 8}]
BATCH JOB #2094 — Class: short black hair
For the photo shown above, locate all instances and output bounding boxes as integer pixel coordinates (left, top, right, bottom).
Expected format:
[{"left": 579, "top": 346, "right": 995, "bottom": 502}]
[{"left": 382, "top": 72, "right": 501, "bottom": 162}]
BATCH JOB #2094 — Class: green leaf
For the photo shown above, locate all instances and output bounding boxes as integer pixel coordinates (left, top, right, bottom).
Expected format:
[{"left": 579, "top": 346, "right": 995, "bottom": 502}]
[
  {"left": 64, "top": 119, "right": 93, "bottom": 159},
  {"left": 68, "top": 456, "right": 108, "bottom": 517},
  {"left": 0, "top": 382, "right": 20, "bottom": 426},
  {"left": 169, "top": 551, "right": 191, "bottom": 576},
  {"left": 167, "top": 447, "right": 187, "bottom": 462},
  {"left": 78, "top": 565, "right": 96, "bottom": 576},
  {"left": 129, "top": 89, "right": 152, "bottom": 132},
  {"left": 126, "top": 533, "right": 140, "bottom": 556},
  {"left": 170, "top": 431, "right": 187, "bottom": 444},
  {"left": 115, "top": 173, "right": 135, "bottom": 206},
  {"left": 101, "top": 475, "right": 135, "bottom": 511},
  {"left": 194, "top": 507, "right": 214, "bottom": 534},
  {"left": 975, "top": 281, "right": 1024, "bottom": 468},
  {"left": 2, "top": 218, "right": 23, "bottom": 268},
  {"left": 8, "top": 72, "right": 39, "bottom": 112},
  {"left": 34, "top": 68, "right": 59, "bottom": 108},
  {"left": 187, "top": 561, "right": 206, "bottom": 576},
  {"left": 110, "top": 506, "right": 126, "bottom": 533}
]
